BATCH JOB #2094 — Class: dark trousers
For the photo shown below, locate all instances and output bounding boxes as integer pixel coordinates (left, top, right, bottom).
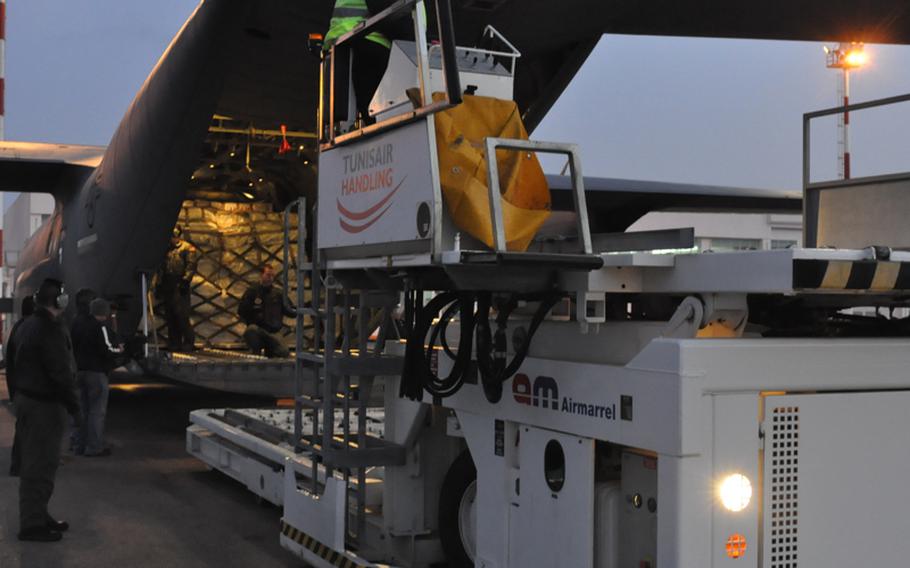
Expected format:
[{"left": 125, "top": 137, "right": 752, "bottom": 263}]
[
  {"left": 10, "top": 410, "right": 21, "bottom": 476},
  {"left": 16, "top": 394, "right": 67, "bottom": 531},
  {"left": 161, "top": 283, "right": 195, "bottom": 350},
  {"left": 243, "top": 325, "right": 289, "bottom": 358},
  {"left": 6, "top": 380, "right": 20, "bottom": 475},
  {"left": 72, "top": 371, "right": 109, "bottom": 455},
  {"left": 350, "top": 38, "right": 390, "bottom": 122}
]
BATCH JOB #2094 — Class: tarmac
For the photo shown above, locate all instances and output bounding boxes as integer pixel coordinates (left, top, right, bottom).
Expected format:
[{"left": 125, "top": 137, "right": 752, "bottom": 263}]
[{"left": 0, "top": 377, "right": 302, "bottom": 567}]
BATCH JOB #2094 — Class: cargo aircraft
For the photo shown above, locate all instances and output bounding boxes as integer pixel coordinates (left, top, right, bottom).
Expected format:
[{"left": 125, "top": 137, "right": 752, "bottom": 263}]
[{"left": 2, "top": 0, "right": 907, "bottom": 393}]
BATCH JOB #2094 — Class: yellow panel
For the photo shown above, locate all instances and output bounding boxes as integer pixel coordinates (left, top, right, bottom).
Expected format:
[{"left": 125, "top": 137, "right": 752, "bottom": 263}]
[
  {"left": 434, "top": 94, "right": 550, "bottom": 251},
  {"left": 819, "top": 261, "right": 852, "bottom": 289},
  {"left": 870, "top": 261, "right": 900, "bottom": 290}
]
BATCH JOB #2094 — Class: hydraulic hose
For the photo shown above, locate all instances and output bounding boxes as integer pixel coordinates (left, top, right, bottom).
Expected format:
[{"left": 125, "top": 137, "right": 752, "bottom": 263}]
[
  {"left": 475, "top": 293, "right": 559, "bottom": 402},
  {"left": 400, "top": 290, "right": 560, "bottom": 402},
  {"left": 401, "top": 292, "right": 474, "bottom": 400}
]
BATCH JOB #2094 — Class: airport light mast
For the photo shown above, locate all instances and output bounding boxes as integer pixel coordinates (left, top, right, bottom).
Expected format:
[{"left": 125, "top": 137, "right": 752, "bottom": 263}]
[
  {"left": 824, "top": 42, "right": 866, "bottom": 179},
  {"left": 0, "top": 0, "right": 5, "bottom": 140}
]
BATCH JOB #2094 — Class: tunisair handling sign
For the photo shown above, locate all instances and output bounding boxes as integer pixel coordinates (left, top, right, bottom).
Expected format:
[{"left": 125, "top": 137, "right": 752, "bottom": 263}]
[
  {"left": 318, "top": 121, "right": 435, "bottom": 249},
  {"left": 337, "top": 144, "right": 398, "bottom": 233}
]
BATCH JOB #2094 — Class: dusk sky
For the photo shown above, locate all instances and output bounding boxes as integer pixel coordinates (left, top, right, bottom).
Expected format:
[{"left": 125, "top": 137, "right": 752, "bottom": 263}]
[{"left": 6, "top": 1, "right": 910, "bottom": 203}]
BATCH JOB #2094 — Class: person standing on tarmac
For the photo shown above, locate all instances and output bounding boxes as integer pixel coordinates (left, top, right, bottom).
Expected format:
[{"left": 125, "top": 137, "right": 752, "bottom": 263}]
[
  {"left": 239, "top": 265, "right": 294, "bottom": 358},
  {"left": 70, "top": 297, "right": 122, "bottom": 457},
  {"left": 68, "top": 288, "right": 98, "bottom": 453},
  {"left": 5, "top": 296, "right": 35, "bottom": 477},
  {"left": 324, "top": 0, "right": 391, "bottom": 124},
  {"left": 13, "top": 278, "right": 80, "bottom": 542},
  {"left": 157, "top": 226, "right": 199, "bottom": 351}
]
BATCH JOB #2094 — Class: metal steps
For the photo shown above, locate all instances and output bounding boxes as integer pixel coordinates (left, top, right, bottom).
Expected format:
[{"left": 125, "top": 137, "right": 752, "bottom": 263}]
[
  {"left": 283, "top": 198, "right": 405, "bottom": 546},
  {"left": 297, "top": 351, "right": 404, "bottom": 376}
]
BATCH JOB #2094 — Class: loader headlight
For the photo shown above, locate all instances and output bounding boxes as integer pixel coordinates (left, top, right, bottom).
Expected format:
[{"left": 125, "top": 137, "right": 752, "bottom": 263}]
[{"left": 719, "top": 473, "right": 752, "bottom": 512}]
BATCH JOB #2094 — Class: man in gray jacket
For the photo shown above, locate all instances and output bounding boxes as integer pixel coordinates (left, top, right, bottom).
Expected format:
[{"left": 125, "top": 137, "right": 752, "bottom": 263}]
[{"left": 13, "top": 278, "right": 80, "bottom": 542}]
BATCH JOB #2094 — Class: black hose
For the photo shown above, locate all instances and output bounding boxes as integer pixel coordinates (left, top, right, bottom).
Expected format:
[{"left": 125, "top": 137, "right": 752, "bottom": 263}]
[
  {"left": 501, "top": 294, "right": 560, "bottom": 378},
  {"left": 430, "top": 300, "right": 461, "bottom": 359},
  {"left": 401, "top": 292, "right": 475, "bottom": 400},
  {"left": 427, "top": 293, "right": 476, "bottom": 397},
  {"left": 476, "top": 293, "right": 560, "bottom": 400},
  {"left": 400, "top": 290, "right": 561, "bottom": 402},
  {"left": 437, "top": 300, "right": 461, "bottom": 359}
]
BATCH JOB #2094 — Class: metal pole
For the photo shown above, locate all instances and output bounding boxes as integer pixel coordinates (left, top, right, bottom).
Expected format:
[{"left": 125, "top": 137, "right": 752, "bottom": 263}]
[
  {"left": 290, "top": 199, "right": 304, "bottom": 452},
  {"left": 0, "top": 0, "right": 6, "bottom": 237},
  {"left": 435, "top": 0, "right": 462, "bottom": 106},
  {"left": 140, "top": 273, "right": 150, "bottom": 358},
  {"left": 323, "top": 286, "right": 336, "bottom": 477},
  {"left": 802, "top": 114, "right": 815, "bottom": 247},
  {"left": 413, "top": 0, "right": 432, "bottom": 107},
  {"left": 484, "top": 137, "right": 508, "bottom": 252},
  {"left": 309, "top": 205, "right": 321, "bottom": 489},
  {"left": 0, "top": 0, "right": 6, "bottom": 141},
  {"left": 843, "top": 69, "right": 851, "bottom": 180}
]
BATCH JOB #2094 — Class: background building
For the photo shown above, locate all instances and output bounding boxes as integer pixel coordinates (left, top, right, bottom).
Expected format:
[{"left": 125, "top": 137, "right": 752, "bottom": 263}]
[
  {"left": 2, "top": 192, "right": 54, "bottom": 297},
  {"left": 628, "top": 211, "right": 803, "bottom": 251}
]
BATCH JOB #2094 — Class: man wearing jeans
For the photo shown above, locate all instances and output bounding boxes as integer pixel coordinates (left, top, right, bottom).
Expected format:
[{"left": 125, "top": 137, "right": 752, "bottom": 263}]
[{"left": 70, "top": 298, "right": 122, "bottom": 457}]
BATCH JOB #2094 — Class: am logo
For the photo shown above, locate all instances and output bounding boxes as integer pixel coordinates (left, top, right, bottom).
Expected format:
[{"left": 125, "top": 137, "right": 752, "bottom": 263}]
[{"left": 512, "top": 373, "right": 559, "bottom": 410}]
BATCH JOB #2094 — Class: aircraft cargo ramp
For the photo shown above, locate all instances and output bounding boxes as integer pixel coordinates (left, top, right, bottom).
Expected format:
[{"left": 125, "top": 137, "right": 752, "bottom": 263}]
[{"left": 144, "top": 348, "right": 299, "bottom": 397}]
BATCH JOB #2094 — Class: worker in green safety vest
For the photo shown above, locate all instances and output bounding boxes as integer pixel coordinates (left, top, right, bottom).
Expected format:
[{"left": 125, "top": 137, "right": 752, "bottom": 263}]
[{"left": 324, "top": 0, "right": 392, "bottom": 125}]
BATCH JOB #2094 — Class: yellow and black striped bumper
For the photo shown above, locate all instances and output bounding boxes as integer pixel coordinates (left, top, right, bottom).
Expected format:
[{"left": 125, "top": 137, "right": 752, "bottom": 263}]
[
  {"left": 280, "top": 520, "right": 370, "bottom": 568},
  {"left": 793, "top": 259, "right": 910, "bottom": 291}
]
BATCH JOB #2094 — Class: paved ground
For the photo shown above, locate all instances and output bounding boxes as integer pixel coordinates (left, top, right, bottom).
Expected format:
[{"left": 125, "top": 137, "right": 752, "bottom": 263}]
[{"left": 0, "top": 377, "right": 302, "bottom": 568}]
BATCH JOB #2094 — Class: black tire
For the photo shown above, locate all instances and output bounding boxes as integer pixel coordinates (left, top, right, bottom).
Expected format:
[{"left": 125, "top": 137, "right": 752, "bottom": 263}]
[{"left": 438, "top": 450, "right": 477, "bottom": 568}]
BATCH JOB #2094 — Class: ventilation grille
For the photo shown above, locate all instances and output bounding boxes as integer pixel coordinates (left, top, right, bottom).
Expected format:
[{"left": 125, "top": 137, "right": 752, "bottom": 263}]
[{"left": 770, "top": 406, "right": 799, "bottom": 567}]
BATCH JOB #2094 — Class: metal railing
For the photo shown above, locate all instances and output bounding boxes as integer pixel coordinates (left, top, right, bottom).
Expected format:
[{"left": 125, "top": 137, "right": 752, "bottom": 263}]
[
  {"left": 428, "top": 25, "right": 521, "bottom": 76},
  {"left": 320, "top": 0, "right": 462, "bottom": 149},
  {"left": 282, "top": 198, "right": 315, "bottom": 459},
  {"left": 484, "top": 138, "right": 593, "bottom": 254},
  {"left": 802, "top": 92, "right": 910, "bottom": 247}
]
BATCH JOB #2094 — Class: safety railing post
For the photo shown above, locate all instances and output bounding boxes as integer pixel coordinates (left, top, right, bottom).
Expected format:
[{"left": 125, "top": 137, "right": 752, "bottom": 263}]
[
  {"left": 140, "top": 272, "right": 151, "bottom": 358},
  {"left": 483, "top": 137, "right": 593, "bottom": 254},
  {"left": 320, "top": 0, "right": 464, "bottom": 150}
]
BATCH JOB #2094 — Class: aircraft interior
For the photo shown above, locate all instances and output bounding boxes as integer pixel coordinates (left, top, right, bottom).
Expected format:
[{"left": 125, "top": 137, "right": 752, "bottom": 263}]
[{"left": 151, "top": 116, "right": 312, "bottom": 363}]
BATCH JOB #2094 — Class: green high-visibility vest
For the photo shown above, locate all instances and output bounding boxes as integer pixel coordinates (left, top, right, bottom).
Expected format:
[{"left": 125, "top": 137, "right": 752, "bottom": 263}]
[{"left": 324, "top": 0, "right": 391, "bottom": 50}]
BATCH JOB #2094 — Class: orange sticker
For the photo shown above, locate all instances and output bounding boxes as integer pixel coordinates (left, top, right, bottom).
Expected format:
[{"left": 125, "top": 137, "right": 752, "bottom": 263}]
[{"left": 725, "top": 533, "right": 747, "bottom": 559}]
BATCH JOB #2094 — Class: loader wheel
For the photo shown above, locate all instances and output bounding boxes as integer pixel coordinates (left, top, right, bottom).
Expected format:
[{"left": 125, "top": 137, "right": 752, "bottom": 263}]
[{"left": 438, "top": 450, "right": 477, "bottom": 568}]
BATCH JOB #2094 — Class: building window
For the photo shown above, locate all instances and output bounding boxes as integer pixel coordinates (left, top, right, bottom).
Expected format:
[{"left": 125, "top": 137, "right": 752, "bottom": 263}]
[
  {"left": 703, "top": 238, "right": 762, "bottom": 252},
  {"left": 771, "top": 239, "right": 798, "bottom": 250}
]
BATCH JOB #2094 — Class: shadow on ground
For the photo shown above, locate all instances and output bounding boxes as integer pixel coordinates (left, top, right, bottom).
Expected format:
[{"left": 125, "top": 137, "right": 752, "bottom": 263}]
[{"left": 0, "top": 378, "right": 302, "bottom": 567}]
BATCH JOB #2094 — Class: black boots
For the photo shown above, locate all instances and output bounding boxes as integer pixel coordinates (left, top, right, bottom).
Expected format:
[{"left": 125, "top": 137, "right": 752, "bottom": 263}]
[
  {"left": 18, "top": 526, "right": 62, "bottom": 542},
  {"left": 46, "top": 517, "right": 70, "bottom": 532},
  {"left": 17, "top": 517, "right": 69, "bottom": 542}
]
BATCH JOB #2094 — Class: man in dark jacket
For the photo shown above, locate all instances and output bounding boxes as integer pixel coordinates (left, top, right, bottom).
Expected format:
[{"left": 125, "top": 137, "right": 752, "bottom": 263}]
[
  {"left": 156, "top": 227, "right": 199, "bottom": 351},
  {"left": 70, "top": 297, "right": 122, "bottom": 457},
  {"left": 238, "top": 265, "right": 294, "bottom": 358},
  {"left": 13, "top": 278, "right": 80, "bottom": 542},
  {"left": 5, "top": 296, "right": 35, "bottom": 477}
]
